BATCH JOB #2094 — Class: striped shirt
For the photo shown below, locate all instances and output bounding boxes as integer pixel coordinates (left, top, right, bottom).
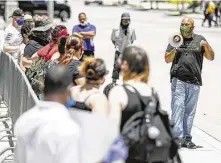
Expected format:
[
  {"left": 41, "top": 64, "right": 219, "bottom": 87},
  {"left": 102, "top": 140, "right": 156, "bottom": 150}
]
[
  {"left": 111, "top": 26, "right": 136, "bottom": 53},
  {"left": 2, "top": 24, "right": 24, "bottom": 61}
]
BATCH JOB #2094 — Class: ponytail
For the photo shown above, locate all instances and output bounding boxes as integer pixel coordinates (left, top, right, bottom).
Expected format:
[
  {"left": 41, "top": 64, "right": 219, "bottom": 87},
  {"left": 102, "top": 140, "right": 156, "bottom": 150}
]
[
  {"left": 58, "top": 48, "right": 76, "bottom": 65},
  {"left": 57, "top": 34, "right": 83, "bottom": 65},
  {"left": 58, "top": 36, "right": 67, "bottom": 55}
]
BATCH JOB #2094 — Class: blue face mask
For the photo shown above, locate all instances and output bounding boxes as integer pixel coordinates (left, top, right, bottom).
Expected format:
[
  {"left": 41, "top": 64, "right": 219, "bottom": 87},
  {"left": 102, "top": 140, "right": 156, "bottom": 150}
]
[
  {"left": 16, "top": 18, "right": 24, "bottom": 26},
  {"left": 65, "top": 98, "right": 76, "bottom": 109}
]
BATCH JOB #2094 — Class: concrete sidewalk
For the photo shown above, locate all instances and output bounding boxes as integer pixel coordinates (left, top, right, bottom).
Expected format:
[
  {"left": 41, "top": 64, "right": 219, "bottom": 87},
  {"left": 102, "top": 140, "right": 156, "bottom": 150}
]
[{"left": 180, "top": 126, "right": 221, "bottom": 163}]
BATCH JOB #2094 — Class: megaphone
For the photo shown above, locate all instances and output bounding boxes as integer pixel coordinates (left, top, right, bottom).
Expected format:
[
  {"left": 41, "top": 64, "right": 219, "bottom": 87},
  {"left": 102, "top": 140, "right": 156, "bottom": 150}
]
[{"left": 169, "top": 33, "right": 183, "bottom": 48}]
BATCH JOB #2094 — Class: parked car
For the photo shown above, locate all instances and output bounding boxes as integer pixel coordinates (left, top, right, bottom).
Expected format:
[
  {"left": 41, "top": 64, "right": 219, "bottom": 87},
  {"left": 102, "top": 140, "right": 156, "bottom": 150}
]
[
  {"left": 84, "top": 0, "right": 127, "bottom": 6},
  {"left": 18, "top": 0, "right": 71, "bottom": 22}
]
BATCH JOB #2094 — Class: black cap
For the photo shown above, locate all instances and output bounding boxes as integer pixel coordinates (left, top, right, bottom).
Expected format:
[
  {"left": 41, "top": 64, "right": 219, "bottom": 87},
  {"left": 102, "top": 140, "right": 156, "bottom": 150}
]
[
  {"left": 121, "top": 12, "right": 130, "bottom": 20},
  {"left": 43, "top": 65, "right": 73, "bottom": 95},
  {"left": 9, "top": 9, "right": 24, "bottom": 18}
]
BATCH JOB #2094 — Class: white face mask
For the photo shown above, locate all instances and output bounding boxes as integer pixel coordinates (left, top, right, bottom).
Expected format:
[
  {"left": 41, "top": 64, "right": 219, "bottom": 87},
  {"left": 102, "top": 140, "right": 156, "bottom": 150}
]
[{"left": 80, "top": 21, "right": 88, "bottom": 26}]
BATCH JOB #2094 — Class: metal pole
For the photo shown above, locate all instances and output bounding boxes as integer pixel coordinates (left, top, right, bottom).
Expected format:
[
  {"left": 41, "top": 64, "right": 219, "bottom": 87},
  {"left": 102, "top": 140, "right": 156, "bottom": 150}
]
[
  {"left": 5, "top": 0, "right": 18, "bottom": 26},
  {"left": 47, "top": 0, "right": 54, "bottom": 20}
]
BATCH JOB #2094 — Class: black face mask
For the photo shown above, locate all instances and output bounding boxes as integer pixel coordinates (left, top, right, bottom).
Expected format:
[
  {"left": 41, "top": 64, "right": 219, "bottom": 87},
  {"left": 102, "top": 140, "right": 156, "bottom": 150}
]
[
  {"left": 121, "top": 23, "right": 129, "bottom": 29},
  {"left": 120, "top": 22, "right": 129, "bottom": 35}
]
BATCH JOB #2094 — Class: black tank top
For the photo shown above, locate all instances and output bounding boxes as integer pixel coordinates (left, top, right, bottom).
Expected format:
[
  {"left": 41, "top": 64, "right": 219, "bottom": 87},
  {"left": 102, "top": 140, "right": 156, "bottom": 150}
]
[
  {"left": 120, "top": 85, "right": 151, "bottom": 131},
  {"left": 72, "top": 92, "right": 100, "bottom": 112}
]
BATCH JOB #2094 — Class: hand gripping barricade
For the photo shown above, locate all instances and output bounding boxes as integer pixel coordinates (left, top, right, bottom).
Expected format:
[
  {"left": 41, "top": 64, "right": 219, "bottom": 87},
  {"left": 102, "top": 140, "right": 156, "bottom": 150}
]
[{"left": 0, "top": 51, "right": 39, "bottom": 162}]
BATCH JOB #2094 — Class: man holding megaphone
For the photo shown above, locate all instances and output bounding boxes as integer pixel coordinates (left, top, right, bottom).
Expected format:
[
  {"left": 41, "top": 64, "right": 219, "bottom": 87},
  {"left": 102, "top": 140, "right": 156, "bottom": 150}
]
[{"left": 164, "top": 17, "right": 214, "bottom": 149}]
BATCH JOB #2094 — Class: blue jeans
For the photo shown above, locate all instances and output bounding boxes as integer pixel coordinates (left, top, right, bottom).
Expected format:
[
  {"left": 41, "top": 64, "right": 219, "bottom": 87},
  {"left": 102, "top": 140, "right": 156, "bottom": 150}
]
[
  {"left": 171, "top": 78, "right": 200, "bottom": 139},
  {"left": 38, "top": 94, "right": 44, "bottom": 100}
]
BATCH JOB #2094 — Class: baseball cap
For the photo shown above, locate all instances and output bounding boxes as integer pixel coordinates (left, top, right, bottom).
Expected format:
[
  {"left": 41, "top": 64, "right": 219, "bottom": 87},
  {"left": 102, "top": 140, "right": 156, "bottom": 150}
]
[
  {"left": 9, "top": 9, "right": 24, "bottom": 18},
  {"left": 44, "top": 65, "right": 73, "bottom": 95},
  {"left": 121, "top": 12, "right": 130, "bottom": 20}
]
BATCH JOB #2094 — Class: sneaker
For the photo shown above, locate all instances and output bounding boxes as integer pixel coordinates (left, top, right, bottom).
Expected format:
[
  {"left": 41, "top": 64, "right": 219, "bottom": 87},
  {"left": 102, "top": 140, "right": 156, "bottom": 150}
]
[{"left": 181, "top": 140, "right": 197, "bottom": 149}]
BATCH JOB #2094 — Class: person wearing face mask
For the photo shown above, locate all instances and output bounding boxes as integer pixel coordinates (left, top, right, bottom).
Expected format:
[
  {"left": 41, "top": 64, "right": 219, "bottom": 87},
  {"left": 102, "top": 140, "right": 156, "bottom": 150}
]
[
  {"left": 165, "top": 17, "right": 215, "bottom": 149},
  {"left": 111, "top": 12, "right": 136, "bottom": 83},
  {"left": 2, "top": 8, "right": 25, "bottom": 62},
  {"left": 24, "top": 14, "right": 35, "bottom": 28},
  {"left": 14, "top": 65, "right": 81, "bottom": 163},
  {"left": 72, "top": 12, "right": 96, "bottom": 59}
]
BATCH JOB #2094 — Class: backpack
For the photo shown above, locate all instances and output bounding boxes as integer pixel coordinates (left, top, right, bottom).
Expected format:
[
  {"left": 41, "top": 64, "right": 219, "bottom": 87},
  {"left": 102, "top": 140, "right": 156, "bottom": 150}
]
[
  {"left": 121, "top": 85, "right": 181, "bottom": 163},
  {"left": 103, "top": 82, "right": 118, "bottom": 97}
]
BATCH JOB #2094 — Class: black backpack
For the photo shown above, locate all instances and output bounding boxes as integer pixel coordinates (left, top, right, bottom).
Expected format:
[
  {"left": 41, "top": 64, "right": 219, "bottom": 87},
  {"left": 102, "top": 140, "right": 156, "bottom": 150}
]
[
  {"left": 121, "top": 85, "right": 181, "bottom": 163},
  {"left": 103, "top": 82, "right": 118, "bottom": 97}
]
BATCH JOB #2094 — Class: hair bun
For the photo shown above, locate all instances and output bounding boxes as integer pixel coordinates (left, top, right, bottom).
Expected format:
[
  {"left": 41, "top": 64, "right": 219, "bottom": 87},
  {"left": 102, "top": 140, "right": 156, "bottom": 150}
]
[
  {"left": 88, "top": 63, "right": 96, "bottom": 69},
  {"left": 87, "top": 69, "right": 95, "bottom": 77}
]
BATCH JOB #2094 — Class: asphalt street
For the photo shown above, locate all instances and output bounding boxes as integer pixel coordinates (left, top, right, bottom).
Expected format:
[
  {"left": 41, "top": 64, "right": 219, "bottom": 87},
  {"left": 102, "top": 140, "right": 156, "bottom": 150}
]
[{"left": 1, "top": 1, "right": 221, "bottom": 162}]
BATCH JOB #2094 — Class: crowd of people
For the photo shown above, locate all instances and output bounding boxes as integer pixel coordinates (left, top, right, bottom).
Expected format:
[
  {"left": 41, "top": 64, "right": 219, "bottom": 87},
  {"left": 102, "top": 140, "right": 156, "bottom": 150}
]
[{"left": 0, "top": 6, "right": 215, "bottom": 163}]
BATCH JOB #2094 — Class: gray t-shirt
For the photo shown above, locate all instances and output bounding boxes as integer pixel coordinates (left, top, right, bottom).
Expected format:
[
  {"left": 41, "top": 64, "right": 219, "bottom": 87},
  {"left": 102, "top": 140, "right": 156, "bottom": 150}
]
[{"left": 24, "top": 40, "right": 43, "bottom": 58}]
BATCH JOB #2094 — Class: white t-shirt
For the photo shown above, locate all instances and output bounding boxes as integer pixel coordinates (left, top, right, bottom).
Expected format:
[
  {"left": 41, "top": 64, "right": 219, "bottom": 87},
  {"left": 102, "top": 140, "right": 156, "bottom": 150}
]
[
  {"left": 14, "top": 101, "right": 81, "bottom": 163},
  {"left": 2, "top": 24, "right": 24, "bottom": 61},
  {"left": 3, "top": 24, "right": 23, "bottom": 47}
]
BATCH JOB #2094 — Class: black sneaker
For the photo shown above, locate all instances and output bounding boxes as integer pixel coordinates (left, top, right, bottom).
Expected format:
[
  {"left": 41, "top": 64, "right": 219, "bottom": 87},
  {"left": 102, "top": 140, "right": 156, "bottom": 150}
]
[{"left": 181, "top": 140, "right": 197, "bottom": 149}]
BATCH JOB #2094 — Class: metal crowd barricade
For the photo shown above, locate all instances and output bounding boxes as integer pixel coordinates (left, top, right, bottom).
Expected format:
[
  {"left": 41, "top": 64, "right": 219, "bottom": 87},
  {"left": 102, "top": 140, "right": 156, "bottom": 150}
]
[{"left": 0, "top": 51, "right": 39, "bottom": 162}]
